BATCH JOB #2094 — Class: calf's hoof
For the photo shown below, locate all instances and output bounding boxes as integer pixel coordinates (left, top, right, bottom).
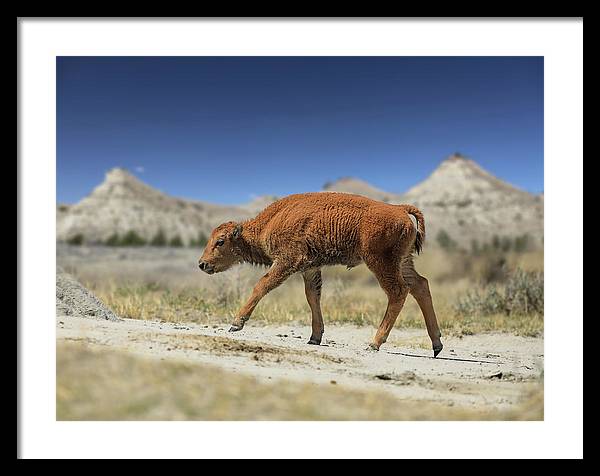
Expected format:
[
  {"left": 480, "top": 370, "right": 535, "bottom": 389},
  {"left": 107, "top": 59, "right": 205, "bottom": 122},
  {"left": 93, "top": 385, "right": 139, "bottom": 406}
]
[
  {"left": 228, "top": 325, "right": 244, "bottom": 332},
  {"left": 433, "top": 342, "right": 443, "bottom": 358},
  {"left": 365, "top": 343, "right": 380, "bottom": 352},
  {"left": 307, "top": 338, "right": 321, "bottom": 345}
]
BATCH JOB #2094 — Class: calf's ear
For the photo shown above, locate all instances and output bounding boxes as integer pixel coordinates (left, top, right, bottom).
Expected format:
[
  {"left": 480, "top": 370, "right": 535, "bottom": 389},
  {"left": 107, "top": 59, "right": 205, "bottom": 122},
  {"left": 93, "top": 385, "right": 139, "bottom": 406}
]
[{"left": 232, "top": 223, "right": 243, "bottom": 239}]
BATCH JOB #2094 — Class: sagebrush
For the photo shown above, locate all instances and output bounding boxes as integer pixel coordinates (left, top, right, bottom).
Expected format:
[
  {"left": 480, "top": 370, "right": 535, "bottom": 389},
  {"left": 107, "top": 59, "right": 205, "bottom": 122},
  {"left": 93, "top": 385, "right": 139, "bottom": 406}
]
[{"left": 455, "top": 269, "right": 543, "bottom": 317}]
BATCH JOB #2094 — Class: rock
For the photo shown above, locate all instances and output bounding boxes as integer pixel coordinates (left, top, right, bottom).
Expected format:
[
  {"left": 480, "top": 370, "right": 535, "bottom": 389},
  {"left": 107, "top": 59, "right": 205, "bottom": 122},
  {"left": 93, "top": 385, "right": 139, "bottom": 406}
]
[
  {"left": 487, "top": 371, "right": 503, "bottom": 379},
  {"left": 375, "top": 374, "right": 393, "bottom": 381}
]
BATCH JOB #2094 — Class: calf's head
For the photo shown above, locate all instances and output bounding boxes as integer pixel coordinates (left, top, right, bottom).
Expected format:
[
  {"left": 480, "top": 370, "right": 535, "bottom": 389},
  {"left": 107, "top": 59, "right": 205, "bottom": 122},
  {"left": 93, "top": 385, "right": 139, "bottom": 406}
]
[{"left": 198, "top": 221, "right": 243, "bottom": 275}]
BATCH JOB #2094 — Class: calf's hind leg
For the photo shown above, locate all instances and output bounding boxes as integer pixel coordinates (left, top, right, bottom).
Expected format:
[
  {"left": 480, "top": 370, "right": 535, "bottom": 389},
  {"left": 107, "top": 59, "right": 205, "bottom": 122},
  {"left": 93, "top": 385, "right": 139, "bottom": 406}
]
[
  {"left": 367, "top": 261, "right": 410, "bottom": 351},
  {"left": 302, "top": 268, "right": 324, "bottom": 345},
  {"left": 401, "top": 257, "right": 443, "bottom": 357}
]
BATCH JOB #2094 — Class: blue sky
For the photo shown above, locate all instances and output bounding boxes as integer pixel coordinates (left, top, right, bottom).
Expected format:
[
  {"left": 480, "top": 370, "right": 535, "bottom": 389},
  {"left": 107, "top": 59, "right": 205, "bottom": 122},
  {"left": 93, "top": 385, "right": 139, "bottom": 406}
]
[{"left": 57, "top": 56, "right": 543, "bottom": 205}]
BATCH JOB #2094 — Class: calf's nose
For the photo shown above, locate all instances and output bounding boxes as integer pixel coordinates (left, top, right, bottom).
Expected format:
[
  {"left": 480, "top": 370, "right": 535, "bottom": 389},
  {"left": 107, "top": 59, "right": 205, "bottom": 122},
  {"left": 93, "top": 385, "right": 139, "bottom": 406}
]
[{"left": 198, "top": 261, "right": 206, "bottom": 270}]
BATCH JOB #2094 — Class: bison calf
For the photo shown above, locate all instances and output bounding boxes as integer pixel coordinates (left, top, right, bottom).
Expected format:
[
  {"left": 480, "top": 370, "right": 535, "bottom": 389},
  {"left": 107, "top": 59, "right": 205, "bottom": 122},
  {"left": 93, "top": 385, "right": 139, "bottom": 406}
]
[{"left": 198, "top": 192, "right": 443, "bottom": 356}]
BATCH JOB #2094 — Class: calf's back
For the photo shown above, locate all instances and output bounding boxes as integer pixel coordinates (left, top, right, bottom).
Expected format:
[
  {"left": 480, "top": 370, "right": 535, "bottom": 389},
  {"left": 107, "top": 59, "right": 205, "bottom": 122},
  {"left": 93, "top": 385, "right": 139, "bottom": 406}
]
[{"left": 252, "top": 192, "right": 418, "bottom": 268}]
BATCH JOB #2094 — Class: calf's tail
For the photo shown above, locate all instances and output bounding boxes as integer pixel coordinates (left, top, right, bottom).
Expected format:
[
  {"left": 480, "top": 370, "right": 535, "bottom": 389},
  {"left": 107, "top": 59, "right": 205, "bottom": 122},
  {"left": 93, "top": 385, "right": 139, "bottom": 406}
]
[{"left": 402, "top": 204, "right": 426, "bottom": 254}]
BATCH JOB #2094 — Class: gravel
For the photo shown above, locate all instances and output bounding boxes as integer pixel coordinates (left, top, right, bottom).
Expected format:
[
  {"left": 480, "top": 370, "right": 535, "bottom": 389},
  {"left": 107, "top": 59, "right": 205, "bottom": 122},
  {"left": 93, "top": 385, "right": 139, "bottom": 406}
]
[{"left": 56, "top": 267, "right": 121, "bottom": 321}]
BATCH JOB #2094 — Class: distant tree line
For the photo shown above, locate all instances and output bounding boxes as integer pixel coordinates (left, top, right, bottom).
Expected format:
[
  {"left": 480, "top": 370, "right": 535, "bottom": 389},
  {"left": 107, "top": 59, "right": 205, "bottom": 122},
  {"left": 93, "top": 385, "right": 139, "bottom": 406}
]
[
  {"left": 66, "top": 234, "right": 84, "bottom": 246},
  {"left": 436, "top": 229, "right": 534, "bottom": 254},
  {"left": 65, "top": 229, "right": 209, "bottom": 248}
]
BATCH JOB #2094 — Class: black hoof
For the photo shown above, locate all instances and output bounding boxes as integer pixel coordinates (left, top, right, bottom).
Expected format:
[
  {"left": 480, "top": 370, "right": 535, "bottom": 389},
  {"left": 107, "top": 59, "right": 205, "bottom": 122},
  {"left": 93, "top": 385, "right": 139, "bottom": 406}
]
[
  {"left": 366, "top": 344, "right": 379, "bottom": 352},
  {"left": 433, "top": 344, "right": 443, "bottom": 358},
  {"left": 307, "top": 339, "right": 321, "bottom": 345},
  {"left": 228, "top": 325, "right": 243, "bottom": 332}
]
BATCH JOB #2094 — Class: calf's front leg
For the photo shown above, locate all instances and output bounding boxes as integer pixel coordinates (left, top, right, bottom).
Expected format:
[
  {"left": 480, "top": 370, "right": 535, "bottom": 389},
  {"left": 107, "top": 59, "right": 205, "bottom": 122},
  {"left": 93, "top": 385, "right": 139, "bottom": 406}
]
[{"left": 229, "top": 262, "right": 292, "bottom": 332}]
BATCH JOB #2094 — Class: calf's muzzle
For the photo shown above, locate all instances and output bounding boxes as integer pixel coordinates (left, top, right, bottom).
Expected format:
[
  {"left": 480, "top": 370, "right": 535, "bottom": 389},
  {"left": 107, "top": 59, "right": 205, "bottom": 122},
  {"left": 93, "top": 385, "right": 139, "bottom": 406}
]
[{"left": 198, "top": 260, "right": 215, "bottom": 274}]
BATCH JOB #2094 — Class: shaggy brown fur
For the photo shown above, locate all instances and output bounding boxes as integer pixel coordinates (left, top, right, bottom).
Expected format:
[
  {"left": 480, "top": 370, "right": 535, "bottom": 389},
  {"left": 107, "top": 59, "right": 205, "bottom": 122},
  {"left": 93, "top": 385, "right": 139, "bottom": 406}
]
[{"left": 198, "top": 192, "right": 443, "bottom": 356}]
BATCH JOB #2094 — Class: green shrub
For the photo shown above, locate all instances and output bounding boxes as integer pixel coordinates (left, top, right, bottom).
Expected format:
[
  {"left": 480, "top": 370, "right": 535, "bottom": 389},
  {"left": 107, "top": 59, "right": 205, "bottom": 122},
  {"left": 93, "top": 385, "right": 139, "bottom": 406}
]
[
  {"left": 150, "top": 229, "right": 167, "bottom": 247},
  {"left": 514, "top": 234, "right": 531, "bottom": 253},
  {"left": 189, "top": 232, "right": 208, "bottom": 248},
  {"left": 104, "top": 233, "right": 121, "bottom": 247},
  {"left": 169, "top": 235, "right": 184, "bottom": 247},
  {"left": 501, "top": 236, "right": 512, "bottom": 252},
  {"left": 492, "top": 235, "right": 501, "bottom": 251},
  {"left": 66, "top": 233, "right": 84, "bottom": 246},
  {"left": 470, "top": 239, "right": 481, "bottom": 255},
  {"left": 481, "top": 255, "right": 509, "bottom": 283},
  {"left": 455, "top": 269, "right": 544, "bottom": 317},
  {"left": 436, "top": 229, "right": 457, "bottom": 251},
  {"left": 120, "top": 230, "right": 146, "bottom": 247}
]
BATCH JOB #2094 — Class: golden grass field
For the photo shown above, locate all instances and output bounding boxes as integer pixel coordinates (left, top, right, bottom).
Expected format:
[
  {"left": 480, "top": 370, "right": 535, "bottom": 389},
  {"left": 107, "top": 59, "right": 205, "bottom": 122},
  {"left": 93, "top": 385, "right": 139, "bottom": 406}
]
[{"left": 73, "top": 246, "right": 544, "bottom": 337}]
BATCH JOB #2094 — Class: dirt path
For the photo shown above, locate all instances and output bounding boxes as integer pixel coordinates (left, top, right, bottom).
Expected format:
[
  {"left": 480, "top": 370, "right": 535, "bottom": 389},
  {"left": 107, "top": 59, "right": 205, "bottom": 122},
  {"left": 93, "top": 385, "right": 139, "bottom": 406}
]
[{"left": 57, "top": 314, "right": 543, "bottom": 411}]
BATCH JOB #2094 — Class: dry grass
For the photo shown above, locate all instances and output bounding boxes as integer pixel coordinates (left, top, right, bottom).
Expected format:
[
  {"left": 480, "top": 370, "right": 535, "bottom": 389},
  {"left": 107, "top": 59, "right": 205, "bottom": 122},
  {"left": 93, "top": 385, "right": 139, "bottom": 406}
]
[
  {"left": 57, "top": 342, "right": 543, "bottom": 421},
  {"left": 59, "top": 245, "right": 544, "bottom": 337}
]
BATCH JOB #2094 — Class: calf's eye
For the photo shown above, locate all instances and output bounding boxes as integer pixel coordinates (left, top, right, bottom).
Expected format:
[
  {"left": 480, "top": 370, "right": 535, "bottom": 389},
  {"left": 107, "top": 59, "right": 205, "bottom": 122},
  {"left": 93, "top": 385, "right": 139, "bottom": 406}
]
[{"left": 216, "top": 239, "right": 225, "bottom": 247}]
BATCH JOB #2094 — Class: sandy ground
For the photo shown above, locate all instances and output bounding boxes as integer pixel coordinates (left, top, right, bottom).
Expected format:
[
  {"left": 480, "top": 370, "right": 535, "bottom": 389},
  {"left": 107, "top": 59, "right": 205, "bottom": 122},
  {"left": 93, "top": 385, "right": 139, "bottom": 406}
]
[{"left": 57, "top": 314, "right": 543, "bottom": 410}]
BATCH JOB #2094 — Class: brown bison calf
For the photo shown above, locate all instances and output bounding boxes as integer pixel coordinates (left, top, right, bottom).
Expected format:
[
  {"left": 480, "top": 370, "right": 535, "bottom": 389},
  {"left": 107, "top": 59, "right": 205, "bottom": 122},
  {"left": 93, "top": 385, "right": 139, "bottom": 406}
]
[{"left": 198, "top": 192, "right": 443, "bottom": 356}]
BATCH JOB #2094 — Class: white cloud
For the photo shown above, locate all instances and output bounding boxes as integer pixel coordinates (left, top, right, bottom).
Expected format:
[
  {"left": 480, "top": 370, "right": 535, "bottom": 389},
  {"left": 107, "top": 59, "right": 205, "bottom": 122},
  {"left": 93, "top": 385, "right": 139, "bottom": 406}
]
[{"left": 134, "top": 166, "right": 145, "bottom": 173}]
